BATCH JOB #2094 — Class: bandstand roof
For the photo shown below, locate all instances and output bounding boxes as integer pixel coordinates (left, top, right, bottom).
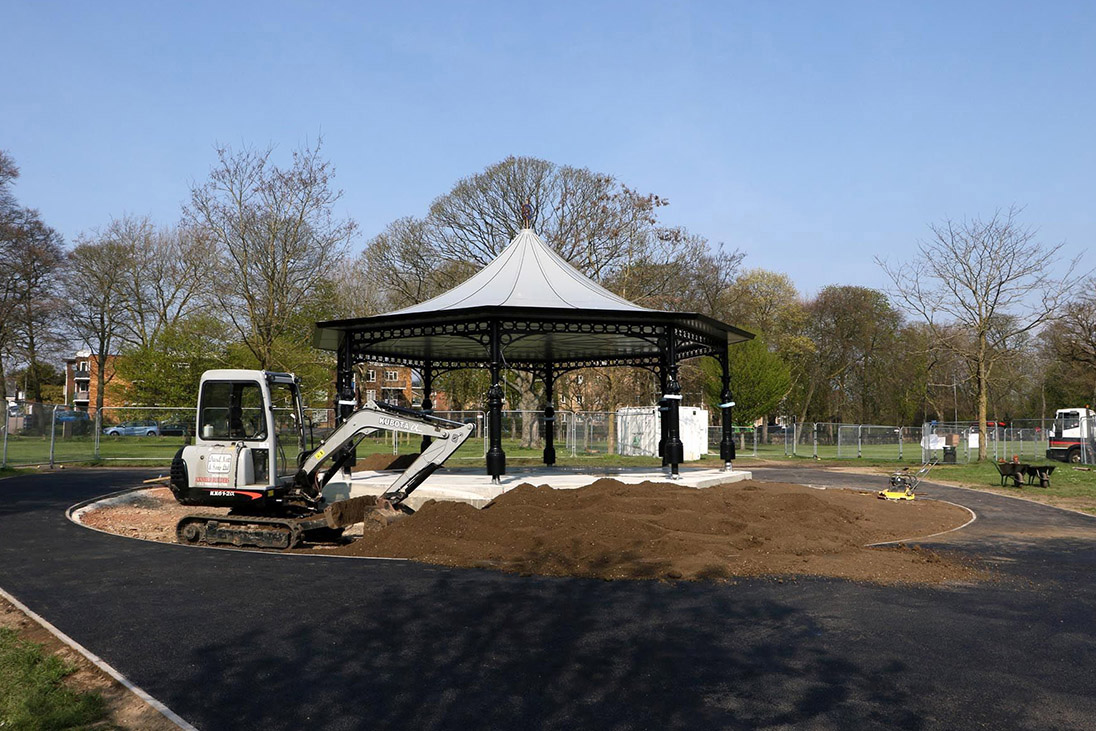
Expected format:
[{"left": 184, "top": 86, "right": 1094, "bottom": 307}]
[{"left": 314, "top": 228, "right": 752, "bottom": 372}]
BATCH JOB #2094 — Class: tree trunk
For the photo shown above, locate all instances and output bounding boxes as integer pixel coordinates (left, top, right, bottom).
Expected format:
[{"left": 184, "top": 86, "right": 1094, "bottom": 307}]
[
  {"left": 96, "top": 354, "right": 107, "bottom": 416},
  {"left": 977, "top": 352, "right": 988, "bottom": 462},
  {"left": 796, "top": 378, "right": 818, "bottom": 446},
  {"left": 515, "top": 372, "right": 540, "bottom": 448}
]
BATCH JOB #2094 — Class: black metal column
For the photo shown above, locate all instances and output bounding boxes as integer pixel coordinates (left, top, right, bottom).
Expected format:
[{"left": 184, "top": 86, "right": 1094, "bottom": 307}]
[
  {"left": 420, "top": 360, "right": 433, "bottom": 453},
  {"left": 657, "top": 360, "right": 669, "bottom": 466},
  {"left": 485, "top": 320, "right": 506, "bottom": 482},
  {"left": 719, "top": 348, "right": 736, "bottom": 470},
  {"left": 665, "top": 328, "right": 684, "bottom": 477},
  {"left": 336, "top": 333, "right": 356, "bottom": 471},
  {"left": 542, "top": 362, "right": 556, "bottom": 466}
]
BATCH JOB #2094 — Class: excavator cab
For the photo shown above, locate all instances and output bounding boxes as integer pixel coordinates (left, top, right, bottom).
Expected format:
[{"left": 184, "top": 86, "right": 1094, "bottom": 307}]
[{"left": 171, "top": 369, "right": 306, "bottom": 509}]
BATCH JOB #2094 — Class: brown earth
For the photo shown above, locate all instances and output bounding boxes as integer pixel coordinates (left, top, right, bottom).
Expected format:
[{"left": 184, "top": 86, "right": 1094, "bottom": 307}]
[
  {"left": 76, "top": 480, "right": 980, "bottom": 584},
  {"left": 332, "top": 479, "right": 980, "bottom": 584},
  {"left": 78, "top": 487, "right": 228, "bottom": 543},
  {"left": 0, "top": 596, "right": 177, "bottom": 730}
]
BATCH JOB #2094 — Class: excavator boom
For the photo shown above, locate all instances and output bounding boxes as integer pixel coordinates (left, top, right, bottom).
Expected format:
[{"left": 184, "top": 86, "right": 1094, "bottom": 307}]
[{"left": 297, "top": 400, "right": 474, "bottom": 503}]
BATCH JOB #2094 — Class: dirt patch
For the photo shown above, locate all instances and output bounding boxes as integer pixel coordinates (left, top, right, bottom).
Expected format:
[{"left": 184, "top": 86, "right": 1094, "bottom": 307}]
[
  {"left": 74, "top": 480, "right": 979, "bottom": 584},
  {"left": 77, "top": 487, "right": 228, "bottom": 543},
  {"left": 332, "top": 479, "right": 979, "bottom": 584},
  {"left": 357, "top": 452, "right": 420, "bottom": 471},
  {"left": 0, "top": 596, "right": 178, "bottom": 730}
]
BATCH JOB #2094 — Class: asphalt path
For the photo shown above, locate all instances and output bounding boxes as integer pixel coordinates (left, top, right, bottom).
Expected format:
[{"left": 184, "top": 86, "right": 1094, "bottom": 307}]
[{"left": 1, "top": 466, "right": 1095, "bottom": 730}]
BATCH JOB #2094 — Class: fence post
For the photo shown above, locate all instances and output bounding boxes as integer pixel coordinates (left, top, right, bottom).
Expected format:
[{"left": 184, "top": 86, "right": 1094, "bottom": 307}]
[
  {"left": 812, "top": 423, "right": 818, "bottom": 459},
  {"left": 93, "top": 410, "right": 101, "bottom": 460},
  {"left": 48, "top": 406, "right": 57, "bottom": 468},
  {"left": 2, "top": 420, "right": 7, "bottom": 468},
  {"left": 857, "top": 425, "right": 862, "bottom": 459},
  {"left": 898, "top": 426, "right": 903, "bottom": 460}
]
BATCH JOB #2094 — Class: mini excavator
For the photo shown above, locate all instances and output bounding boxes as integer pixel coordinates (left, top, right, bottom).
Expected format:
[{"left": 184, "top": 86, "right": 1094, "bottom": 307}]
[{"left": 169, "top": 369, "right": 473, "bottom": 549}]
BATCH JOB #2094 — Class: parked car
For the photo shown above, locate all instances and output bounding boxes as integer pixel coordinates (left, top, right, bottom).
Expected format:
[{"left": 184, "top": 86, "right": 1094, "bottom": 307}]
[
  {"left": 158, "top": 419, "right": 194, "bottom": 437},
  {"left": 103, "top": 420, "right": 160, "bottom": 437}
]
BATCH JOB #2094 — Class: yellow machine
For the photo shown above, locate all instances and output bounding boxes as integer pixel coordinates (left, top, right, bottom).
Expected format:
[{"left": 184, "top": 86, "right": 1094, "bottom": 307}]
[{"left": 878, "top": 460, "right": 937, "bottom": 501}]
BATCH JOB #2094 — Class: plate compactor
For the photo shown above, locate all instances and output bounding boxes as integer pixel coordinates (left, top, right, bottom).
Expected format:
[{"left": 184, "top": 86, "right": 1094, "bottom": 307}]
[
  {"left": 878, "top": 460, "right": 938, "bottom": 501},
  {"left": 170, "top": 369, "right": 474, "bottom": 549}
]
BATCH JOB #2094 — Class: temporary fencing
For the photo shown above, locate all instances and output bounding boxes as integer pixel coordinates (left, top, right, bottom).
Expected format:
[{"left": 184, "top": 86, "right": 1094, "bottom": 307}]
[{"left": 2, "top": 402, "right": 1080, "bottom": 467}]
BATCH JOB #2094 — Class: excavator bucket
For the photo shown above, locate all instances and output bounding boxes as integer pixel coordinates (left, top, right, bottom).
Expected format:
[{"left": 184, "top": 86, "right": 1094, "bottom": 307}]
[{"left": 323, "top": 495, "right": 411, "bottom": 530}]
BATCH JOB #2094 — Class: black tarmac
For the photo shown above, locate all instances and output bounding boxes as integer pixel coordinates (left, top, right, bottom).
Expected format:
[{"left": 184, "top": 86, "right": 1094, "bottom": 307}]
[{"left": 1, "top": 466, "right": 1095, "bottom": 730}]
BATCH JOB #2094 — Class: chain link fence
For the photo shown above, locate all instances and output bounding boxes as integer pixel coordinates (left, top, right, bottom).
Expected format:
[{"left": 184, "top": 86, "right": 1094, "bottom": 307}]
[{"left": 5, "top": 401, "right": 1086, "bottom": 468}]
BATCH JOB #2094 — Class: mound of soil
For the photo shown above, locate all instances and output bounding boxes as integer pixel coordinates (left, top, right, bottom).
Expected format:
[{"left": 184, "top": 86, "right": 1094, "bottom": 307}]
[
  {"left": 333, "top": 479, "right": 978, "bottom": 584},
  {"left": 357, "top": 453, "right": 421, "bottom": 471}
]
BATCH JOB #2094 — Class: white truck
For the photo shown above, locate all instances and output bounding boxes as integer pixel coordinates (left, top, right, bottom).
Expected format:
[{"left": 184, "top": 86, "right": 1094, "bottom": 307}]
[{"left": 1045, "top": 407, "right": 1095, "bottom": 463}]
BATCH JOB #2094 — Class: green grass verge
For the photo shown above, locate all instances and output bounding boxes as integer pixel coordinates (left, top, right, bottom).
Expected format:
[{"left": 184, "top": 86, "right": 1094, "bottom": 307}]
[
  {"left": 737, "top": 454, "right": 1096, "bottom": 509},
  {"left": 0, "top": 627, "right": 108, "bottom": 730},
  {"left": 923, "top": 461, "right": 1096, "bottom": 500}
]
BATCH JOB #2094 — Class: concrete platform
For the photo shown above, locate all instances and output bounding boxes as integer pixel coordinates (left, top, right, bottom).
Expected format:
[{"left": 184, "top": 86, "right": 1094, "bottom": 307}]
[{"left": 335, "top": 465, "right": 753, "bottom": 510}]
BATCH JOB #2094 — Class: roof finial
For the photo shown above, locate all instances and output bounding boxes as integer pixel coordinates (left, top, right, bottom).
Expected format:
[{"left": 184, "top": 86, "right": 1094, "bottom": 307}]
[{"left": 521, "top": 199, "right": 533, "bottom": 230}]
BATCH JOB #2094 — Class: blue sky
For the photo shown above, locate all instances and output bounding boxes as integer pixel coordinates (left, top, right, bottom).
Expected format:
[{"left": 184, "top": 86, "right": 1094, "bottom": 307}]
[{"left": 3, "top": 1, "right": 1093, "bottom": 295}]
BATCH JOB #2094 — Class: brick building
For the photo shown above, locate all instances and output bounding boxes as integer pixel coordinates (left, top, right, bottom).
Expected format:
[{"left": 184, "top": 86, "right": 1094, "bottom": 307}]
[
  {"left": 358, "top": 364, "right": 451, "bottom": 411},
  {"left": 62, "top": 350, "right": 127, "bottom": 411}
]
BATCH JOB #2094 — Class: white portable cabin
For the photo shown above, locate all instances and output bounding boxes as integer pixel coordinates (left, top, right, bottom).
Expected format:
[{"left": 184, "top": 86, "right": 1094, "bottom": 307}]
[{"left": 616, "top": 406, "right": 709, "bottom": 461}]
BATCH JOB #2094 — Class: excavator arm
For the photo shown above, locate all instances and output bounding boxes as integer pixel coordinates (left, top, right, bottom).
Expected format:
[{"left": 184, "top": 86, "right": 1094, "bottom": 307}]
[{"left": 295, "top": 400, "right": 475, "bottom": 506}]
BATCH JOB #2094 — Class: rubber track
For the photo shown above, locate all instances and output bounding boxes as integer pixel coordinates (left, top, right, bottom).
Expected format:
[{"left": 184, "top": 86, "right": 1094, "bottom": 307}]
[{"left": 176, "top": 513, "right": 306, "bottom": 549}]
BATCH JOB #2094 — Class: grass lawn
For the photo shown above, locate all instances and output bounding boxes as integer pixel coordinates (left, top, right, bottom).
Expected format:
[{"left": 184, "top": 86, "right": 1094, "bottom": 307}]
[{"left": 0, "top": 627, "right": 107, "bottom": 730}]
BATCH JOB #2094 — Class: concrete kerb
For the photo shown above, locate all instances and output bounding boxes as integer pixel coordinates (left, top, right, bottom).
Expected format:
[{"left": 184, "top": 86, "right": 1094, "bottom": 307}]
[{"left": 0, "top": 584, "right": 198, "bottom": 731}]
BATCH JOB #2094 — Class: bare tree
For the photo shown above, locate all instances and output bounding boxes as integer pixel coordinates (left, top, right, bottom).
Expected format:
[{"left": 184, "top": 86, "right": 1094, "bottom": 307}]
[
  {"left": 2, "top": 207, "right": 65, "bottom": 401},
  {"left": 105, "top": 215, "right": 213, "bottom": 349},
  {"left": 185, "top": 140, "right": 356, "bottom": 369},
  {"left": 879, "top": 207, "right": 1082, "bottom": 460},
  {"left": 355, "top": 216, "right": 451, "bottom": 313},
  {"left": 361, "top": 156, "right": 741, "bottom": 312},
  {"left": 0, "top": 150, "right": 21, "bottom": 400},
  {"left": 1051, "top": 277, "right": 1096, "bottom": 369},
  {"left": 64, "top": 235, "right": 133, "bottom": 414}
]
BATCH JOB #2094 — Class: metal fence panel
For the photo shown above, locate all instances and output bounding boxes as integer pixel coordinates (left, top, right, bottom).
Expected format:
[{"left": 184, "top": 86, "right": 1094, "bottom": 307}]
[
  {"left": 3, "top": 398, "right": 1054, "bottom": 469},
  {"left": 96, "top": 406, "right": 198, "bottom": 462}
]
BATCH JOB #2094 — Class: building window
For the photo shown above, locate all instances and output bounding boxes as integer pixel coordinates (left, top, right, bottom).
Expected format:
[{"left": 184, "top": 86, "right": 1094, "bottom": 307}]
[
  {"left": 366, "top": 369, "right": 376, "bottom": 382},
  {"left": 366, "top": 389, "right": 376, "bottom": 402},
  {"left": 385, "top": 370, "right": 399, "bottom": 382}
]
